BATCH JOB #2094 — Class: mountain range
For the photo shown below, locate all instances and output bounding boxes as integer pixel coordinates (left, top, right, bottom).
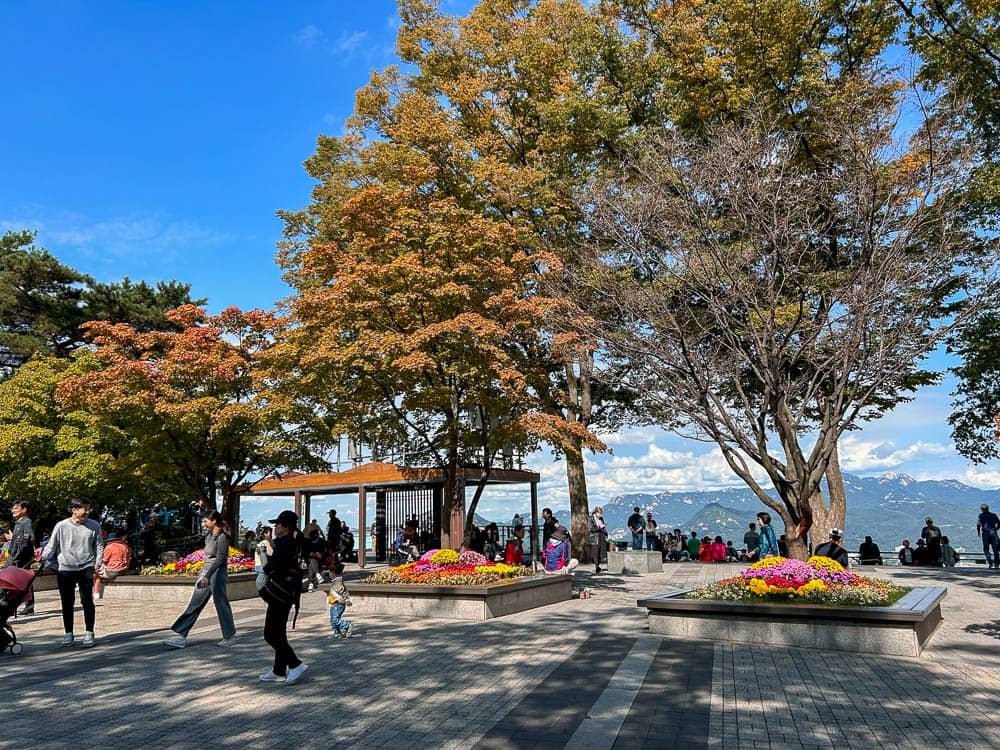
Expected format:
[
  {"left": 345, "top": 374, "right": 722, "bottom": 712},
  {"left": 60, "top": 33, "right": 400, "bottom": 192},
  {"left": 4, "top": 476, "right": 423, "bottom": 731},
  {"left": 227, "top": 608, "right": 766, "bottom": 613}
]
[{"left": 483, "top": 473, "right": 1000, "bottom": 554}]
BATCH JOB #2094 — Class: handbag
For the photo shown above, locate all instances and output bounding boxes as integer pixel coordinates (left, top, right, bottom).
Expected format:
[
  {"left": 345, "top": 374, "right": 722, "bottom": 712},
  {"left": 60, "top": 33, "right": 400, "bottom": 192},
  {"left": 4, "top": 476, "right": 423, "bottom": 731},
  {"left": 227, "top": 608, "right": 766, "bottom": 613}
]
[{"left": 259, "top": 575, "right": 296, "bottom": 607}]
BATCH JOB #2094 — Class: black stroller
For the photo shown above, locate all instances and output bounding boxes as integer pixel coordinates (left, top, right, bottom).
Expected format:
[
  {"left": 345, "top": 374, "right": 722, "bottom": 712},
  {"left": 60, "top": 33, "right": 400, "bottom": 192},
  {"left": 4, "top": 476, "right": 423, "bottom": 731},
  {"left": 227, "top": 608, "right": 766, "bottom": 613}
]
[{"left": 0, "top": 566, "right": 36, "bottom": 655}]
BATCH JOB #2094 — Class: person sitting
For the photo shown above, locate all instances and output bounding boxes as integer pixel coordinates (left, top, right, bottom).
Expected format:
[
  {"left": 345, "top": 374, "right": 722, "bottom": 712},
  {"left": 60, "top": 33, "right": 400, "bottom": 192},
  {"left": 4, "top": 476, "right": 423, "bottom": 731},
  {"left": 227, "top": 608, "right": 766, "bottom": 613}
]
[
  {"left": 710, "top": 536, "right": 726, "bottom": 562},
  {"left": 725, "top": 540, "right": 740, "bottom": 561},
  {"left": 239, "top": 530, "right": 256, "bottom": 558},
  {"left": 687, "top": 533, "right": 701, "bottom": 561},
  {"left": 543, "top": 524, "right": 579, "bottom": 574},
  {"left": 94, "top": 534, "right": 132, "bottom": 599},
  {"left": 504, "top": 526, "right": 525, "bottom": 565},
  {"left": 898, "top": 539, "right": 915, "bottom": 565},
  {"left": 814, "top": 529, "right": 849, "bottom": 567},
  {"left": 698, "top": 536, "right": 714, "bottom": 562},
  {"left": 858, "top": 536, "right": 883, "bottom": 565},
  {"left": 304, "top": 530, "right": 327, "bottom": 592},
  {"left": 483, "top": 523, "right": 502, "bottom": 562},
  {"left": 912, "top": 538, "right": 931, "bottom": 566},
  {"left": 941, "top": 535, "right": 960, "bottom": 567}
]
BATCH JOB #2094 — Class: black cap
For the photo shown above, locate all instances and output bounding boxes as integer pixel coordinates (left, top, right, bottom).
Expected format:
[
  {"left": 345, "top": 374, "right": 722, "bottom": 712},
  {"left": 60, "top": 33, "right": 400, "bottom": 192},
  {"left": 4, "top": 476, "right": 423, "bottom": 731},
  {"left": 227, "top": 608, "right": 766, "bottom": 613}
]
[{"left": 269, "top": 510, "right": 299, "bottom": 527}]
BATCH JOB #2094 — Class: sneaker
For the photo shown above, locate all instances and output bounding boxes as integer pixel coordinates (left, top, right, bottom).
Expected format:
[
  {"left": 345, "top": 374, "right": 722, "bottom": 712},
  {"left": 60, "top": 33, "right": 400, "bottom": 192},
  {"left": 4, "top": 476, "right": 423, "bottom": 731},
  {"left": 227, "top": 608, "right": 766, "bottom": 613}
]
[
  {"left": 285, "top": 663, "right": 308, "bottom": 685},
  {"left": 307, "top": 584, "right": 316, "bottom": 593},
  {"left": 17, "top": 607, "right": 34, "bottom": 616},
  {"left": 565, "top": 559, "right": 580, "bottom": 574},
  {"left": 216, "top": 636, "right": 238, "bottom": 647},
  {"left": 343, "top": 624, "right": 354, "bottom": 638},
  {"left": 60, "top": 633, "right": 74, "bottom": 647},
  {"left": 331, "top": 631, "right": 343, "bottom": 639},
  {"left": 163, "top": 635, "right": 188, "bottom": 649},
  {"left": 81, "top": 632, "right": 95, "bottom": 648},
  {"left": 259, "top": 670, "right": 286, "bottom": 683}
]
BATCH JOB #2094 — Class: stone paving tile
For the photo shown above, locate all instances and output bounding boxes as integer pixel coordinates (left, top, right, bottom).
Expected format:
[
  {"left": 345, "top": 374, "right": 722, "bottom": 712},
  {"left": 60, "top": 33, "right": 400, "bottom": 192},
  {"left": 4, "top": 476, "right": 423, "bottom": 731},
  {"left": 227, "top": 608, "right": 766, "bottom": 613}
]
[{"left": 2, "top": 562, "right": 1000, "bottom": 749}]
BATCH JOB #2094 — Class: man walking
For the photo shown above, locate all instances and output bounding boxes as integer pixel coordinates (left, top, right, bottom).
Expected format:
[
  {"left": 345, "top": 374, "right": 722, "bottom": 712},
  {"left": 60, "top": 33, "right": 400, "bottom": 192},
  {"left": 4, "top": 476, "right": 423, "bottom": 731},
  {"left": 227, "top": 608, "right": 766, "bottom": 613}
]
[
  {"left": 4, "top": 502, "right": 35, "bottom": 615},
  {"left": 43, "top": 499, "right": 104, "bottom": 647},
  {"left": 627, "top": 507, "right": 644, "bottom": 551},
  {"left": 977, "top": 504, "right": 1000, "bottom": 569}
]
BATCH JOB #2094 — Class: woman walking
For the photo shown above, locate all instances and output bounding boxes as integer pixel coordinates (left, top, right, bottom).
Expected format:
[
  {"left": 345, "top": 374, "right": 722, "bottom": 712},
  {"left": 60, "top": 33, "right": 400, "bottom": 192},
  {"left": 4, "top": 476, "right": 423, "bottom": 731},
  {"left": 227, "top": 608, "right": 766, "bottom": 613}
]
[
  {"left": 589, "top": 506, "right": 608, "bottom": 574},
  {"left": 259, "top": 510, "right": 307, "bottom": 685},
  {"left": 163, "top": 510, "right": 237, "bottom": 648}
]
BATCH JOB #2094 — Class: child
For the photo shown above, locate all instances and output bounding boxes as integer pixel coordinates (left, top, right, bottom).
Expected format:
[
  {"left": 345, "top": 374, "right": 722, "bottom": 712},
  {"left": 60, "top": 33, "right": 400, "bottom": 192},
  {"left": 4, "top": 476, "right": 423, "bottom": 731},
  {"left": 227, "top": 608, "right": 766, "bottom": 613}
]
[
  {"left": 941, "top": 536, "right": 959, "bottom": 567},
  {"left": 327, "top": 561, "right": 354, "bottom": 638}
]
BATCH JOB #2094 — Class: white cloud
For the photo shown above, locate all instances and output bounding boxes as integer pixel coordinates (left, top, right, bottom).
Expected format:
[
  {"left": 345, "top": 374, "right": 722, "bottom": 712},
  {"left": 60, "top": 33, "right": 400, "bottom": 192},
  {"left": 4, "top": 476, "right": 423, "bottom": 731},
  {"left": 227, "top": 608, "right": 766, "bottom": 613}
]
[
  {"left": 2, "top": 210, "right": 232, "bottom": 261},
  {"left": 838, "top": 436, "right": 952, "bottom": 472},
  {"left": 294, "top": 24, "right": 324, "bottom": 48},
  {"left": 333, "top": 30, "right": 368, "bottom": 56},
  {"left": 959, "top": 466, "right": 1000, "bottom": 490}
]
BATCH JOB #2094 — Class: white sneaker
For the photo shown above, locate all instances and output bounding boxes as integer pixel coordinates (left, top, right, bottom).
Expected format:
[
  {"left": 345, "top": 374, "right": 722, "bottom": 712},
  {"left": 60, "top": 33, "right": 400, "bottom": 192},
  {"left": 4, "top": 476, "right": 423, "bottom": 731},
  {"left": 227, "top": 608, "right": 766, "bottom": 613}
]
[
  {"left": 563, "top": 559, "right": 580, "bottom": 574},
  {"left": 60, "top": 633, "right": 74, "bottom": 647},
  {"left": 217, "top": 635, "right": 238, "bottom": 647},
  {"left": 259, "top": 670, "right": 286, "bottom": 683},
  {"left": 163, "top": 635, "right": 187, "bottom": 649},
  {"left": 307, "top": 584, "right": 315, "bottom": 593},
  {"left": 285, "top": 663, "right": 308, "bottom": 685},
  {"left": 81, "top": 631, "right": 95, "bottom": 648},
  {"left": 343, "top": 624, "right": 354, "bottom": 638}
]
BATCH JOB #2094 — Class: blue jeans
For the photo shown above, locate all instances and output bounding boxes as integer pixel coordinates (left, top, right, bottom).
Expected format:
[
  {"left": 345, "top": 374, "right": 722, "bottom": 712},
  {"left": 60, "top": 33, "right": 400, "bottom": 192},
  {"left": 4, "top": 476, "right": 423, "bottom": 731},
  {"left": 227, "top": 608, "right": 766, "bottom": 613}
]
[
  {"left": 329, "top": 603, "right": 349, "bottom": 634},
  {"left": 631, "top": 532, "right": 643, "bottom": 550},
  {"left": 645, "top": 534, "right": 656, "bottom": 551},
  {"left": 170, "top": 570, "right": 235, "bottom": 639}
]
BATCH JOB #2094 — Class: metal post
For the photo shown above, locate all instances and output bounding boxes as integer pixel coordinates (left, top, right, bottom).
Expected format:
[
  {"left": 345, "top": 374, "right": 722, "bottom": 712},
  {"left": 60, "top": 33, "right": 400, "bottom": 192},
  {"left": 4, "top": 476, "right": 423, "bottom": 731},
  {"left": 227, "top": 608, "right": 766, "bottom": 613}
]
[
  {"left": 293, "top": 490, "right": 303, "bottom": 521},
  {"left": 530, "top": 481, "right": 539, "bottom": 572},
  {"left": 358, "top": 485, "right": 367, "bottom": 569},
  {"left": 303, "top": 493, "right": 312, "bottom": 529}
]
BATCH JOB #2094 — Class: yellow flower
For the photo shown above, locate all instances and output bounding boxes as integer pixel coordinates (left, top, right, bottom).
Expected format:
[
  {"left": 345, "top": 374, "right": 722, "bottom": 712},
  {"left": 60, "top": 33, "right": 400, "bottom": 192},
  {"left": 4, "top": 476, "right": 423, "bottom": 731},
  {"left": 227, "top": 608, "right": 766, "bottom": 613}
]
[
  {"left": 430, "top": 549, "right": 460, "bottom": 565},
  {"left": 807, "top": 555, "right": 845, "bottom": 573},
  {"left": 748, "top": 556, "right": 788, "bottom": 570}
]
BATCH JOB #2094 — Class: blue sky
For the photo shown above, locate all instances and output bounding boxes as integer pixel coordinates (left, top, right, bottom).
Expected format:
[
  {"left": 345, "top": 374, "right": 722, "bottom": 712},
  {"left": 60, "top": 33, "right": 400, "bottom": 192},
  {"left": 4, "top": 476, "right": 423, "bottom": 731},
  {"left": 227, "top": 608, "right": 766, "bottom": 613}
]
[{"left": 2, "top": 2, "right": 998, "bottom": 527}]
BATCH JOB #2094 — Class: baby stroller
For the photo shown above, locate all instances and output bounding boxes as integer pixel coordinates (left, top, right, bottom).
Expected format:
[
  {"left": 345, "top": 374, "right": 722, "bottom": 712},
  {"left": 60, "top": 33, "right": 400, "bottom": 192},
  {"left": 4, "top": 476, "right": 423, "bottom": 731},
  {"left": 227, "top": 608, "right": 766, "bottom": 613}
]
[{"left": 0, "top": 566, "right": 37, "bottom": 655}]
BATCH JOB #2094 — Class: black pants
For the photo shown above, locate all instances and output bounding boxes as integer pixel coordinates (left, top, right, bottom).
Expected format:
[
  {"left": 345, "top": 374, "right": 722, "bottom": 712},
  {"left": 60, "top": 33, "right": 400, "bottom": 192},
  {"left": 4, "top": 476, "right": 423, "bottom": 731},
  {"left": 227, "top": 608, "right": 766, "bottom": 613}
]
[
  {"left": 264, "top": 600, "right": 301, "bottom": 676},
  {"left": 57, "top": 567, "right": 95, "bottom": 633},
  {"left": 590, "top": 537, "right": 607, "bottom": 571}
]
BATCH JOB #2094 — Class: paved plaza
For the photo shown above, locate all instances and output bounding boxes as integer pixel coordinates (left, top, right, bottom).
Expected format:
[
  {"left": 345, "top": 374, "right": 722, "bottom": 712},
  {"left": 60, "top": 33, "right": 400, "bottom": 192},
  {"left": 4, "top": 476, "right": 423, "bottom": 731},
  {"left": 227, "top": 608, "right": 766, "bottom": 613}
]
[{"left": 3, "top": 563, "right": 999, "bottom": 750}]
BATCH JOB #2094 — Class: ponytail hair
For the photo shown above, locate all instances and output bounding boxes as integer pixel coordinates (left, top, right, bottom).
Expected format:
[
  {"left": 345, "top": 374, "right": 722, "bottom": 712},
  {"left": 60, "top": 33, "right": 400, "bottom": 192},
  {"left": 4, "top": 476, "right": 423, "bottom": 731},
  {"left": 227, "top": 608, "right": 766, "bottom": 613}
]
[{"left": 204, "top": 510, "right": 231, "bottom": 538}]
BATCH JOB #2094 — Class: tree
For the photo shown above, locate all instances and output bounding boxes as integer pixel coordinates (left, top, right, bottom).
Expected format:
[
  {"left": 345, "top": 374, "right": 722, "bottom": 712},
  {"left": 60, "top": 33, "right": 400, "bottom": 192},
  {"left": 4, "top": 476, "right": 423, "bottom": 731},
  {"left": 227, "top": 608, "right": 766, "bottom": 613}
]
[
  {"left": 0, "top": 353, "right": 164, "bottom": 527},
  {"left": 949, "top": 307, "right": 1000, "bottom": 463},
  {"left": 276, "top": 62, "right": 599, "bottom": 546},
  {"left": 0, "top": 229, "right": 204, "bottom": 379},
  {"left": 288, "top": 0, "right": 633, "bottom": 557},
  {"left": 57, "top": 306, "right": 329, "bottom": 528},
  {"left": 0, "top": 230, "right": 88, "bottom": 376},
  {"left": 573, "top": 104, "right": 994, "bottom": 559}
]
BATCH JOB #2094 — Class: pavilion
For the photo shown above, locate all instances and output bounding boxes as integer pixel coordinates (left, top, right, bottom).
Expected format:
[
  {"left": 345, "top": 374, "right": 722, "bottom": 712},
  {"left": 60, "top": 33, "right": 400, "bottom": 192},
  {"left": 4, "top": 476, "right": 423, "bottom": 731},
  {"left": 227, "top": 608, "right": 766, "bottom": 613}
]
[{"left": 241, "top": 461, "right": 541, "bottom": 567}]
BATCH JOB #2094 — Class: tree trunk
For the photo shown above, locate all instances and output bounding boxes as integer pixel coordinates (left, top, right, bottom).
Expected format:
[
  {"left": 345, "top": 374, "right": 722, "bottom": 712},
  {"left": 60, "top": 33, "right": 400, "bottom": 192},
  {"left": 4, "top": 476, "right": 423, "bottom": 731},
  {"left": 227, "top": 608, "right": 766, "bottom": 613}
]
[
  {"left": 779, "top": 508, "right": 810, "bottom": 560},
  {"left": 441, "top": 453, "right": 462, "bottom": 550},
  {"left": 565, "top": 443, "right": 591, "bottom": 562},
  {"left": 803, "top": 442, "right": 848, "bottom": 551},
  {"left": 219, "top": 488, "right": 240, "bottom": 534}
]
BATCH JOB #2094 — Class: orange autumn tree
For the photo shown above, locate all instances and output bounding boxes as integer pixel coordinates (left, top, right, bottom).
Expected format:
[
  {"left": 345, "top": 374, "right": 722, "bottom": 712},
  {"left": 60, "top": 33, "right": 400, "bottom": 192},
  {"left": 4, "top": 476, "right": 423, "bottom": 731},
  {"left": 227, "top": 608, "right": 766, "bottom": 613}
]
[
  {"left": 58, "top": 305, "right": 330, "bottom": 528},
  {"left": 278, "top": 67, "right": 600, "bottom": 549}
]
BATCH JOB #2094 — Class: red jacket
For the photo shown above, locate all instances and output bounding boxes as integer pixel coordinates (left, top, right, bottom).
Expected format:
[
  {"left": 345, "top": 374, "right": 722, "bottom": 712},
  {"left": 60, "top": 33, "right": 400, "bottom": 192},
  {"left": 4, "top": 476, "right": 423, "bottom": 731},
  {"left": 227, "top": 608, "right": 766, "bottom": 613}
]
[
  {"left": 102, "top": 539, "right": 131, "bottom": 572},
  {"left": 698, "top": 543, "right": 713, "bottom": 562},
  {"left": 711, "top": 542, "right": 727, "bottom": 562}
]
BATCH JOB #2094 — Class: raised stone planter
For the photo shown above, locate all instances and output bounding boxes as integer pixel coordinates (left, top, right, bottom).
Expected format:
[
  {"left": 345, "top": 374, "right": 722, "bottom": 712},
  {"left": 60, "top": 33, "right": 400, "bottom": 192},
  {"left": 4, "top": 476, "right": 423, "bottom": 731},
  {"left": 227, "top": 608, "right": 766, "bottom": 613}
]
[
  {"left": 608, "top": 550, "right": 663, "bottom": 575},
  {"left": 100, "top": 572, "right": 260, "bottom": 602},
  {"left": 638, "top": 587, "right": 945, "bottom": 657},
  {"left": 349, "top": 574, "right": 572, "bottom": 621}
]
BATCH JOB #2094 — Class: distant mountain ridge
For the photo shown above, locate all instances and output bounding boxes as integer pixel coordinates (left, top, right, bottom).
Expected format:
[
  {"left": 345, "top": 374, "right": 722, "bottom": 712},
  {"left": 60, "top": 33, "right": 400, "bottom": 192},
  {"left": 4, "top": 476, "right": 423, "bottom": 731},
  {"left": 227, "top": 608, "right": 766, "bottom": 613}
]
[{"left": 477, "top": 473, "right": 1000, "bottom": 554}]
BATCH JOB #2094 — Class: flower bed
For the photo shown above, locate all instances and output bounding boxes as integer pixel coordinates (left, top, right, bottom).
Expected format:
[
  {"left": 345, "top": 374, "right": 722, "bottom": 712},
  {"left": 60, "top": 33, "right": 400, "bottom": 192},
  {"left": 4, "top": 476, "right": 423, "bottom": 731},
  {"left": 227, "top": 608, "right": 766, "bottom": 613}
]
[
  {"left": 683, "top": 556, "right": 908, "bottom": 607},
  {"left": 140, "top": 546, "right": 254, "bottom": 576},
  {"left": 366, "top": 548, "right": 533, "bottom": 586}
]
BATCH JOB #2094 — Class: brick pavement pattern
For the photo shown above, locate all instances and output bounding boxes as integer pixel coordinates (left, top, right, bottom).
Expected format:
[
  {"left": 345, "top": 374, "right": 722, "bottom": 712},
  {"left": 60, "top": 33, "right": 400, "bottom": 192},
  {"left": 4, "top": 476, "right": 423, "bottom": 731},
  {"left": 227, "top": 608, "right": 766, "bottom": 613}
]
[{"left": 2, "top": 564, "right": 999, "bottom": 749}]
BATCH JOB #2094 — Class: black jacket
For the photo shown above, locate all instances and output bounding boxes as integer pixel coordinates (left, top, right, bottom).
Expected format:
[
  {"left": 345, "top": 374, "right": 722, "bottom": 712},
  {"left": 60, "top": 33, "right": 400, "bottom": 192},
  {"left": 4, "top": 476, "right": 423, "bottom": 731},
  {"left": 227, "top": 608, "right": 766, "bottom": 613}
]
[
  {"left": 6, "top": 517, "right": 35, "bottom": 568},
  {"left": 264, "top": 534, "right": 304, "bottom": 589},
  {"left": 814, "top": 541, "right": 849, "bottom": 568}
]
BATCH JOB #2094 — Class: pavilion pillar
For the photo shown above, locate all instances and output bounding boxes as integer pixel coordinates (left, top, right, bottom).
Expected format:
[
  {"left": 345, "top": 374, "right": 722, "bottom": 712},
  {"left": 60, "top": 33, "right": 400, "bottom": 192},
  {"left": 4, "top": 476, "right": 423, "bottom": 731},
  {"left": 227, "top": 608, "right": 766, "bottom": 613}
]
[
  {"left": 293, "top": 490, "right": 303, "bottom": 522},
  {"left": 358, "top": 485, "right": 367, "bottom": 568},
  {"left": 303, "top": 493, "right": 312, "bottom": 528},
  {"left": 530, "top": 481, "right": 539, "bottom": 571}
]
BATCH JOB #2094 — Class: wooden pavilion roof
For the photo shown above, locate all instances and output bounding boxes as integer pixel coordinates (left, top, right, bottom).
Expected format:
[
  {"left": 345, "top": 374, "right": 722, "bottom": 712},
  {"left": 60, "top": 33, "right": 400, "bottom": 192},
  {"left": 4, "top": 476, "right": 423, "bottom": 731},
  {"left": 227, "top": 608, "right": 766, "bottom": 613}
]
[{"left": 243, "top": 461, "right": 540, "bottom": 496}]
